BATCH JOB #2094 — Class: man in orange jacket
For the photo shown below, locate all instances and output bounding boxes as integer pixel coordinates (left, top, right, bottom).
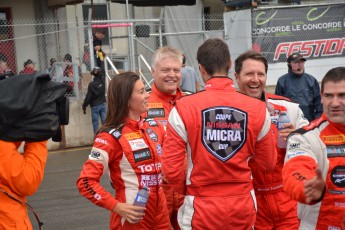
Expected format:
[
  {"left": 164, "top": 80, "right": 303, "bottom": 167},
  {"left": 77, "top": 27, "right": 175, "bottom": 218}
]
[{"left": 0, "top": 140, "right": 48, "bottom": 230}]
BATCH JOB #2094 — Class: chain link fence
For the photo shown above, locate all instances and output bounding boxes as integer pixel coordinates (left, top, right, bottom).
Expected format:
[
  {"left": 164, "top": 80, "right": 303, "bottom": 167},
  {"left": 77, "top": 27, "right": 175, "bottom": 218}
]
[{"left": 0, "top": 13, "right": 224, "bottom": 97}]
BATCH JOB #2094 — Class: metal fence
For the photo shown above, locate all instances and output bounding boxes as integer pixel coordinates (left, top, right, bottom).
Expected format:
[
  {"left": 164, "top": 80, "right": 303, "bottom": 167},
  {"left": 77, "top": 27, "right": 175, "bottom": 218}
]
[{"left": 0, "top": 13, "right": 224, "bottom": 98}]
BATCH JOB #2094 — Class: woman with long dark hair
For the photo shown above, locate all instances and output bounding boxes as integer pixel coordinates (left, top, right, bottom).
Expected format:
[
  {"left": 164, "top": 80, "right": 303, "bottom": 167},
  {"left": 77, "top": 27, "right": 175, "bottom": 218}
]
[{"left": 77, "top": 72, "right": 170, "bottom": 229}]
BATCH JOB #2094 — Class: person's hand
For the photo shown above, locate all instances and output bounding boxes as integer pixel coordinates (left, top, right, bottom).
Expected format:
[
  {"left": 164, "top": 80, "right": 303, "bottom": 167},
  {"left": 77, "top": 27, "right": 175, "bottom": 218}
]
[
  {"left": 82, "top": 106, "right": 86, "bottom": 114},
  {"left": 113, "top": 202, "right": 146, "bottom": 224},
  {"left": 304, "top": 168, "right": 325, "bottom": 204},
  {"left": 277, "top": 122, "right": 295, "bottom": 141}
]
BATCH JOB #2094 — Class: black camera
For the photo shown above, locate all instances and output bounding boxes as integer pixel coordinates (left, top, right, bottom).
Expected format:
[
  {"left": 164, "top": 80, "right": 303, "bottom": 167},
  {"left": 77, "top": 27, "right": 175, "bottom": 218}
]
[{"left": 0, "top": 73, "right": 70, "bottom": 142}]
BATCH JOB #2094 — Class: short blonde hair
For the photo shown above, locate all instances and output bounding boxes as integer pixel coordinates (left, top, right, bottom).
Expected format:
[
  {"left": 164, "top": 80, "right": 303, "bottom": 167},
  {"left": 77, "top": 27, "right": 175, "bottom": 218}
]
[{"left": 151, "top": 46, "right": 183, "bottom": 68}]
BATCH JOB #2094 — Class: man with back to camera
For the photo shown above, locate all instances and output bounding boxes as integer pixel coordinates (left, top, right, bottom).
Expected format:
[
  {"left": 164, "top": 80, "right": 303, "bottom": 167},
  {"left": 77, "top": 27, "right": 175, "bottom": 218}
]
[
  {"left": 180, "top": 54, "right": 200, "bottom": 93},
  {"left": 143, "top": 46, "right": 185, "bottom": 230},
  {"left": 82, "top": 66, "right": 106, "bottom": 134},
  {"left": 282, "top": 67, "right": 345, "bottom": 229},
  {"left": 235, "top": 50, "right": 309, "bottom": 229},
  {"left": 161, "top": 38, "right": 276, "bottom": 229},
  {"left": 275, "top": 53, "right": 322, "bottom": 122}
]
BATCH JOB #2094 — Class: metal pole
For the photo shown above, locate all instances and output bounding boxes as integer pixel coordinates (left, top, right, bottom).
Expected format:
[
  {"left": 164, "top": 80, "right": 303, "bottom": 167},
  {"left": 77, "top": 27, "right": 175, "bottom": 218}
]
[
  {"left": 88, "top": 9, "right": 95, "bottom": 70},
  {"left": 107, "top": 1, "right": 113, "bottom": 62},
  {"left": 159, "top": 7, "right": 164, "bottom": 47},
  {"left": 125, "top": 0, "right": 134, "bottom": 70}
]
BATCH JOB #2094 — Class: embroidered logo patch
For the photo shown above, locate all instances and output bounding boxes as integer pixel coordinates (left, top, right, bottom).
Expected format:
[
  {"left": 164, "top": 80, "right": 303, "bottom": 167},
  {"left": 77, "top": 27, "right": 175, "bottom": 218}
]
[
  {"left": 202, "top": 107, "right": 247, "bottom": 162},
  {"left": 146, "top": 128, "right": 158, "bottom": 142},
  {"left": 148, "top": 108, "right": 165, "bottom": 118},
  {"left": 133, "top": 148, "right": 152, "bottom": 162},
  {"left": 90, "top": 150, "right": 101, "bottom": 159},
  {"left": 124, "top": 132, "right": 142, "bottom": 140},
  {"left": 331, "top": 166, "right": 345, "bottom": 188},
  {"left": 128, "top": 138, "right": 149, "bottom": 151}
]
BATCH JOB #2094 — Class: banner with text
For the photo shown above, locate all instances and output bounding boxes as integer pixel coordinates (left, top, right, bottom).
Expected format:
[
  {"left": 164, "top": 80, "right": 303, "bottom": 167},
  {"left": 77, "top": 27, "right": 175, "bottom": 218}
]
[{"left": 252, "top": 4, "right": 345, "bottom": 63}]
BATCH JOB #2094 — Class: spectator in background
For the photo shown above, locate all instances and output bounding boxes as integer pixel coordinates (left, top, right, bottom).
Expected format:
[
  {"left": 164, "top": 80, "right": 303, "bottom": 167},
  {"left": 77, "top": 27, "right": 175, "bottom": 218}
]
[
  {"left": 63, "top": 53, "right": 81, "bottom": 95},
  {"left": 77, "top": 72, "right": 170, "bottom": 229},
  {"left": 20, "top": 59, "right": 36, "bottom": 74},
  {"left": 47, "top": 58, "right": 56, "bottom": 73},
  {"left": 47, "top": 58, "right": 63, "bottom": 82},
  {"left": 0, "top": 53, "right": 12, "bottom": 75},
  {"left": 93, "top": 29, "right": 106, "bottom": 70},
  {"left": 282, "top": 67, "right": 345, "bottom": 229},
  {"left": 235, "top": 50, "right": 309, "bottom": 230},
  {"left": 180, "top": 54, "right": 200, "bottom": 93},
  {"left": 161, "top": 38, "right": 276, "bottom": 229},
  {"left": 82, "top": 67, "right": 106, "bottom": 134},
  {"left": 275, "top": 53, "right": 322, "bottom": 122}
]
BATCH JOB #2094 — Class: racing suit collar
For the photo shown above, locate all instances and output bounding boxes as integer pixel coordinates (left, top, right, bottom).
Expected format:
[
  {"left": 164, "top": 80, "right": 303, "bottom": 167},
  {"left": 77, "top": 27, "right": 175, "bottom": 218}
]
[
  {"left": 125, "top": 117, "right": 144, "bottom": 129},
  {"left": 323, "top": 113, "right": 345, "bottom": 131},
  {"left": 204, "top": 77, "right": 236, "bottom": 91},
  {"left": 152, "top": 83, "right": 183, "bottom": 105}
]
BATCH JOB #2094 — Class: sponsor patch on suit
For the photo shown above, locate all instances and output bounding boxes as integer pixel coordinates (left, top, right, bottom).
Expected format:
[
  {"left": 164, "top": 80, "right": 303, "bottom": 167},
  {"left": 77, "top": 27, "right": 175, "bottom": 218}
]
[
  {"left": 133, "top": 148, "right": 152, "bottom": 162},
  {"left": 148, "top": 108, "right": 165, "bottom": 118},
  {"left": 202, "top": 106, "right": 247, "bottom": 162}
]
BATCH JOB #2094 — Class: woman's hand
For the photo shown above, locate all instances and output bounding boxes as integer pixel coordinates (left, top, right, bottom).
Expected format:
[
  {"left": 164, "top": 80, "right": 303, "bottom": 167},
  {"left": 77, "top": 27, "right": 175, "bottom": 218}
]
[{"left": 113, "top": 202, "right": 146, "bottom": 224}]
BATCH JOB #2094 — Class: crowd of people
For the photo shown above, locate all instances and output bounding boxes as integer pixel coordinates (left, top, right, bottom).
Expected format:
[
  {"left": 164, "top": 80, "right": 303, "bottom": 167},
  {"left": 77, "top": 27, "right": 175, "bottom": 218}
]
[{"left": 1, "top": 35, "right": 345, "bottom": 230}]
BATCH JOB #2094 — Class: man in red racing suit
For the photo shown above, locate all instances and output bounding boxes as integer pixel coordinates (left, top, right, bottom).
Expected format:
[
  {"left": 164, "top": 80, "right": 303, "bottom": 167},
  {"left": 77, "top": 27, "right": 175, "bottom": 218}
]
[
  {"left": 251, "top": 92, "right": 308, "bottom": 229},
  {"left": 77, "top": 117, "right": 170, "bottom": 229},
  {"left": 282, "top": 67, "right": 345, "bottom": 229},
  {"left": 143, "top": 46, "right": 186, "bottom": 230},
  {"left": 162, "top": 39, "right": 276, "bottom": 229},
  {"left": 234, "top": 50, "right": 309, "bottom": 229}
]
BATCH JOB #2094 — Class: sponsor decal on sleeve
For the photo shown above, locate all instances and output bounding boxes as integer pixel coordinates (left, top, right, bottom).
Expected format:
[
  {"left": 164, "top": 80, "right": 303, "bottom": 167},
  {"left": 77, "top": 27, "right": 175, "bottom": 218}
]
[
  {"left": 112, "top": 130, "right": 121, "bottom": 139},
  {"left": 90, "top": 150, "right": 101, "bottom": 159},
  {"left": 288, "top": 143, "right": 301, "bottom": 150},
  {"left": 95, "top": 138, "right": 109, "bottom": 145},
  {"left": 286, "top": 151, "right": 305, "bottom": 159},
  {"left": 202, "top": 107, "right": 247, "bottom": 162}
]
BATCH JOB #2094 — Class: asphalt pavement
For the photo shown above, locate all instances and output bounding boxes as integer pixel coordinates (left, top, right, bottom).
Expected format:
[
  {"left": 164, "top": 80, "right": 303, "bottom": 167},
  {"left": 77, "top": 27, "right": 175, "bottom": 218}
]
[{"left": 27, "top": 146, "right": 113, "bottom": 230}]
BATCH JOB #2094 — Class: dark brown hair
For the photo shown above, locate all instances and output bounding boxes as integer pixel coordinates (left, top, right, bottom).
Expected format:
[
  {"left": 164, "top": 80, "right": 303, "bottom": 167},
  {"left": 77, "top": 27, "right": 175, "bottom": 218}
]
[
  {"left": 235, "top": 50, "right": 268, "bottom": 74},
  {"left": 321, "top": 67, "right": 345, "bottom": 93},
  {"left": 100, "top": 72, "right": 140, "bottom": 132},
  {"left": 197, "top": 38, "right": 230, "bottom": 76}
]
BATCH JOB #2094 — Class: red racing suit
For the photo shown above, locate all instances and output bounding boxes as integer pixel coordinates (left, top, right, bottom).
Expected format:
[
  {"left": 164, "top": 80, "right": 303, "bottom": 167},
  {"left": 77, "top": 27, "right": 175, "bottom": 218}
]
[
  {"left": 76, "top": 117, "right": 170, "bottom": 230},
  {"left": 283, "top": 113, "right": 345, "bottom": 229},
  {"left": 144, "top": 83, "right": 185, "bottom": 230},
  {"left": 0, "top": 140, "right": 48, "bottom": 230},
  {"left": 162, "top": 77, "right": 276, "bottom": 229},
  {"left": 249, "top": 92, "right": 309, "bottom": 230}
]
